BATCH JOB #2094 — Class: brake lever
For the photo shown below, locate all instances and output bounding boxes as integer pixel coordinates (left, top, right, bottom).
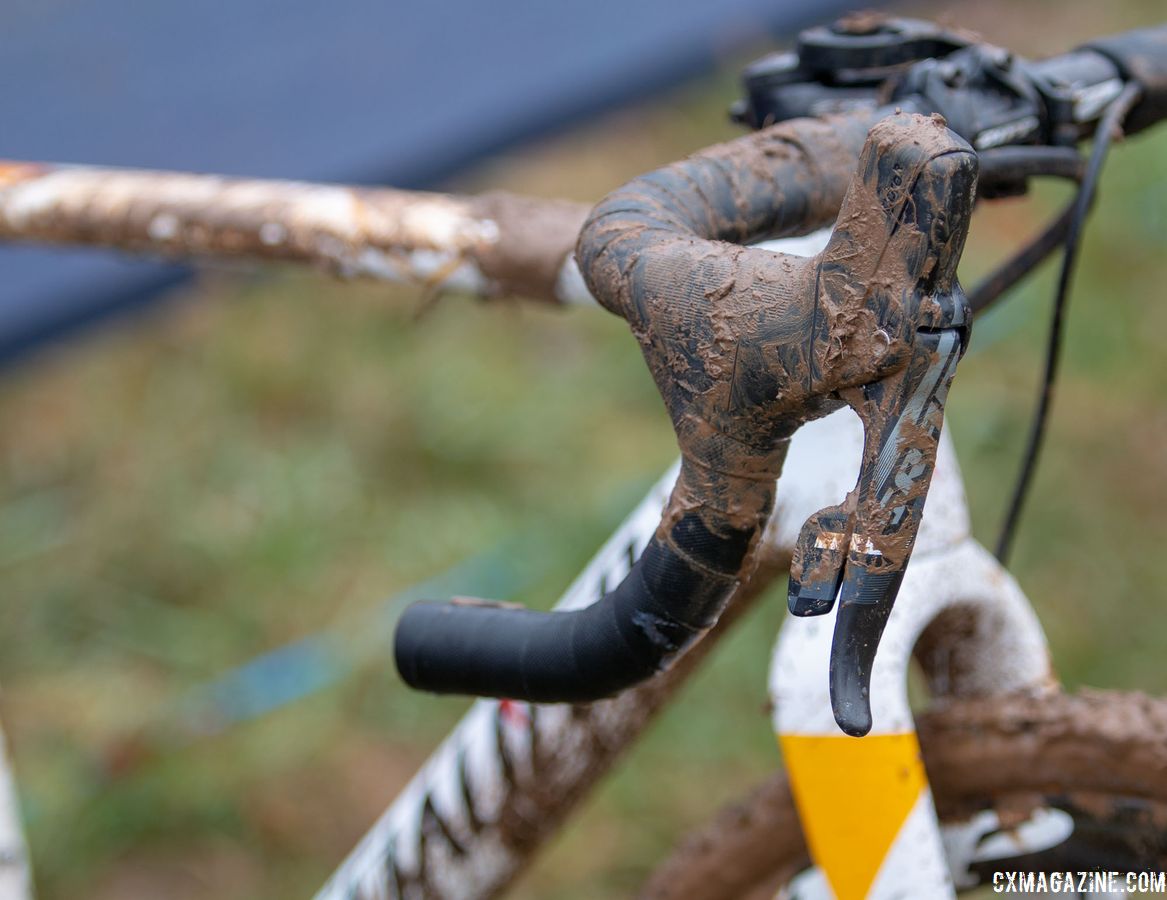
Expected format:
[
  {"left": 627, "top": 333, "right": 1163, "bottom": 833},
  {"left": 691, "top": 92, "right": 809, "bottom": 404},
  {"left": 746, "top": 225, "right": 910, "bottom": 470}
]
[{"left": 787, "top": 121, "right": 974, "bottom": 737}]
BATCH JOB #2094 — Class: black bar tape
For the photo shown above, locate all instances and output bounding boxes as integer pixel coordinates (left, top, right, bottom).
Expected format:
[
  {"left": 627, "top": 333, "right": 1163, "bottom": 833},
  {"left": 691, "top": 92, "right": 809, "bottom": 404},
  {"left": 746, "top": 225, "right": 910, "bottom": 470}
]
[
  {"left": 1085, "top": 25, "right": 1167, "bottom": 134},
  {"left": 395, "top": 532, "right": 736, "bottom": 702}
]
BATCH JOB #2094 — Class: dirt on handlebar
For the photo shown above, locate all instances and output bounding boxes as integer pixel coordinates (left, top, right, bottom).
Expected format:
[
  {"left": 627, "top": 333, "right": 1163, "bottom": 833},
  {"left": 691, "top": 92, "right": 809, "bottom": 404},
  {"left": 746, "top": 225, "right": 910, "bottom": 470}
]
[{"left": 0, "top": 162, "right": 590, "bottom": 304}]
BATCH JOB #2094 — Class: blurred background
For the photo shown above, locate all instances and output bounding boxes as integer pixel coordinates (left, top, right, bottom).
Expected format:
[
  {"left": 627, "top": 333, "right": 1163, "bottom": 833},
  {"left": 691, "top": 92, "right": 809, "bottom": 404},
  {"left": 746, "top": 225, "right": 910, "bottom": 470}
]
[{"left": 1, "top": 1, "right": 1165, "bottom": 897}]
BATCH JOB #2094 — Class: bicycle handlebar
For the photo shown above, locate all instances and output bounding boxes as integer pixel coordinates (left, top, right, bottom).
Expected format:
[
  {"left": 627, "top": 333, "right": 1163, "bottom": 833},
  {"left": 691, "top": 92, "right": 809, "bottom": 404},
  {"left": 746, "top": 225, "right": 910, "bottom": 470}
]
[
  {"left": 397, "top": 23, "right": 1167, "bottom": 736},
  {"left": 396, "top": 111, "right": 978, "bottom": 734},
  {"left": 1085, "top": 25, "right": 1167, "bottom": 134},
  {"left": 0, "top": 19, "right": 1160, "bottom": 737}
]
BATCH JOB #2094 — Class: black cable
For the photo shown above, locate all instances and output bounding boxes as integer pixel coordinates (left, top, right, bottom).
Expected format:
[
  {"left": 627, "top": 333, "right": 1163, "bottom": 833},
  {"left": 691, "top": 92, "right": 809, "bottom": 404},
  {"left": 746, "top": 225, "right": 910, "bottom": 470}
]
[{"left": 994, "top": 82, "right": 1143, "bottom": 564}]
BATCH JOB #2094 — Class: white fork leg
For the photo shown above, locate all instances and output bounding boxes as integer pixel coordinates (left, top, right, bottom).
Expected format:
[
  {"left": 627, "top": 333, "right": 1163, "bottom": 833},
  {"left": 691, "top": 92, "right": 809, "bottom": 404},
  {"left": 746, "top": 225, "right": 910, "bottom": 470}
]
[
  {"left": 768, "top": 410, "right": 1053, "bottom": 900},
  {"left": 0, "top": 712, "right": 32, "bottom": 900}
]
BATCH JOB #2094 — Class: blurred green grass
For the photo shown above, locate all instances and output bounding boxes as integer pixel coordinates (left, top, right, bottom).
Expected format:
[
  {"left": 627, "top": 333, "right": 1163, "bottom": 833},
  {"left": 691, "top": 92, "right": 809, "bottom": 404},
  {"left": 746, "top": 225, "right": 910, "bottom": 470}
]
[{"left": 2, "top": 2, "right": 1167, "bottom": 897}]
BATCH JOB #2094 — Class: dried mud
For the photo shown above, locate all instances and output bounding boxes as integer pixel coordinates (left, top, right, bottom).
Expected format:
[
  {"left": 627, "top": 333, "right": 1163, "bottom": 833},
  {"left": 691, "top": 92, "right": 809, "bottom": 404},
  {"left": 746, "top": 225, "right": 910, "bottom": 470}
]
[{"left": 576, "top": 111, "right": 976, "bottom": 581}]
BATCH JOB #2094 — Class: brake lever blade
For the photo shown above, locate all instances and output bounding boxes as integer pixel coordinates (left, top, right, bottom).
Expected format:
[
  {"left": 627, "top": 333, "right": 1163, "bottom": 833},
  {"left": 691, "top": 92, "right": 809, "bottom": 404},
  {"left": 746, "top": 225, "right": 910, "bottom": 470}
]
[
  {"left": 829, "top": 325, "right": 963, "bottom": 736},
  {"left": 781, "top": 113, "right": 975, "bottom": 735}
]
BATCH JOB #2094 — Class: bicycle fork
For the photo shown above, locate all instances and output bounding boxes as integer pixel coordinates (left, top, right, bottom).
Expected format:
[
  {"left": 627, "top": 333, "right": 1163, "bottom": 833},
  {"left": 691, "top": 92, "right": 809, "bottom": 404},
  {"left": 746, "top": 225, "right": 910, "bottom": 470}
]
[{"left": 771, "top": 410, "right": 1053, "bottom": 900}]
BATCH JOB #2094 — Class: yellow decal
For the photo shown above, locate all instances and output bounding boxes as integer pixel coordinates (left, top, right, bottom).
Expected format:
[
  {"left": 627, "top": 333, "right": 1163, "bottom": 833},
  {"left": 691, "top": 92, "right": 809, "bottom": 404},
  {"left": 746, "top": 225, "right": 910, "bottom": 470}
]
[{"left": 779, "top": 732, "right": 926, "bottom": 900}]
